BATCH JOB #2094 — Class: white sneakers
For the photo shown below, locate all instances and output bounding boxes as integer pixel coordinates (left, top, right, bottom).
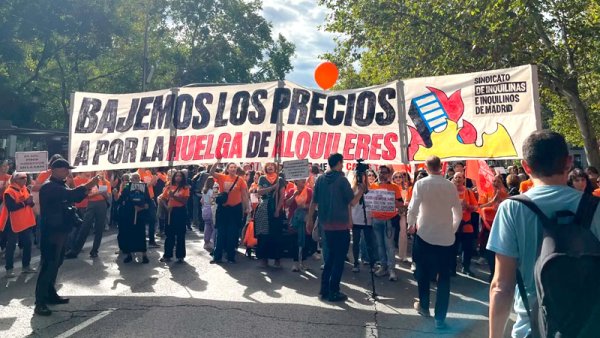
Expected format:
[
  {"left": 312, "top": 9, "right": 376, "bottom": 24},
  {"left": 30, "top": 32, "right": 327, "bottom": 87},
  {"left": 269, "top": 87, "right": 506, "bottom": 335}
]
[
  {"left": 375, "top": 266, "right": 389, "bottom": 277},
  {"left": 389, "top": 269, "right": 398, "bottom": 281}
]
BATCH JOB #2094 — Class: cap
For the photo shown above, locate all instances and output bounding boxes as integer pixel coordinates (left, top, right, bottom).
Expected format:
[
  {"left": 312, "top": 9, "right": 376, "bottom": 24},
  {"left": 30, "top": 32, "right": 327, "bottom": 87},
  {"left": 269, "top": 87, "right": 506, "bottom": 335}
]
[{"left": 51, "top": 159, "right": 76, "bottom": 170}]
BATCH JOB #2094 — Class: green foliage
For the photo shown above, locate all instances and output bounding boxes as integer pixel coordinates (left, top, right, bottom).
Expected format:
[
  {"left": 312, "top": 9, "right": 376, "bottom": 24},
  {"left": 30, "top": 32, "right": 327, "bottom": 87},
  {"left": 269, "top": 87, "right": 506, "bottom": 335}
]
[
  {"left": 321, "top": 0, "right": 600, "bottom": 163},
  {"left": 0, "top": 0, "right": 295, "bottom": 129}
]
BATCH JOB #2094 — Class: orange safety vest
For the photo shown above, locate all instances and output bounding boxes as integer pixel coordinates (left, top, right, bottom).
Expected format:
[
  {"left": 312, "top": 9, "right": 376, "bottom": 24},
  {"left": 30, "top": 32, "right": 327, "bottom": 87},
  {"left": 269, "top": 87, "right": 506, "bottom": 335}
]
[{"left": 0, "top": 183, "right": 36, "bottom": 232}]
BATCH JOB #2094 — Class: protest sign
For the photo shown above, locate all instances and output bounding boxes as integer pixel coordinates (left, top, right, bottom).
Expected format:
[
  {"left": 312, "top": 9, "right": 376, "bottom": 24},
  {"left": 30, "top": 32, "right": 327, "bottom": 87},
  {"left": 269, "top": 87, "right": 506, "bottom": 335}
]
[
  {"left": 363, "top": 190, "right": 396, "bottom": 212},
  {"left": 403, "top": 65, "right": 540, "bottom": 162},
  {"left": 282, "top": 159, "right": 310, "bottom": 181},
  {"left": 69, "top": 65, "right": 540, "bottom": 171},
  {"left": 15, "top": 151, "right": 48, "bottom": 173}
]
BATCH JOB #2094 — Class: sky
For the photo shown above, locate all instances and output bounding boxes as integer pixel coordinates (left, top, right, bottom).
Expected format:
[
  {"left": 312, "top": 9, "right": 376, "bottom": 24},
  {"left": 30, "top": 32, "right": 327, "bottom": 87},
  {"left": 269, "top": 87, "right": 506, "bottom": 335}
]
[{"left": 260, "top": 1, "right": 338, "bottom": 88}]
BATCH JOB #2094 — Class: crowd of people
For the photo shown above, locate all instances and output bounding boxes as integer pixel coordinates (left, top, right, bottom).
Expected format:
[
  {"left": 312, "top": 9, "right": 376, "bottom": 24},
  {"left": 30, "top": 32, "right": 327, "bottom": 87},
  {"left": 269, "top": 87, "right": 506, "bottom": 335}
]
[{"left": 1, "top": 130, "right": 600, "bottom": 335}]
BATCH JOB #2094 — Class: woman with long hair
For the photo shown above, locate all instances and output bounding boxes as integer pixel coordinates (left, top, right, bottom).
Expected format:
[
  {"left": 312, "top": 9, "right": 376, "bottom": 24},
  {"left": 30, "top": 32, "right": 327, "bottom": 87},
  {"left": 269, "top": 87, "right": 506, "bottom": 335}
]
[
  {"left": 209, "top": 158, "right": 249, "bottom": 264},
  {"left": 254, "top": 162, "right": 286, "bottom": 268},
  {"left": 350, "top": 171, "right": 376, "bottom": 272},
  {"left": 568, "top": 168, "right": 595, "bottom": 195},
  {"left": 201, "top": 177, "right": 216, "bottom": 252},
  {"left": 393, "top": 171, "right": 412, "bottom": 263},
  {"left": 285, "top": 179, "right": 314, "bottom": 272},
  {"left": 117, "top": 173, "right": 151, "bottom": 264},
  {"left": 159, "top": 170, "right": 190, "bottom": 263}
]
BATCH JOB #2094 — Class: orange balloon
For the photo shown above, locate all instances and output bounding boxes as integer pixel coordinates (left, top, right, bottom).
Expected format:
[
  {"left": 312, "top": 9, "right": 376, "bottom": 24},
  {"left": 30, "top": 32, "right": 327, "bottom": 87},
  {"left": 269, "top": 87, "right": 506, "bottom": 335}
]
[{"left": 314, "top": 61, "right": 339, "bottom": 90}]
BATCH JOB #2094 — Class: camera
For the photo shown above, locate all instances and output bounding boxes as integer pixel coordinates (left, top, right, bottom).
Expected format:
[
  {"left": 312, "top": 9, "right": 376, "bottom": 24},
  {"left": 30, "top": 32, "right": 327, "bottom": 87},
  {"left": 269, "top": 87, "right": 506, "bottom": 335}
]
[
  {"left": 355, "top": 159, "right": 370, "bottom": 184},
  {"left": 63, "top": 205, "right": 84, "bottom": 228}
]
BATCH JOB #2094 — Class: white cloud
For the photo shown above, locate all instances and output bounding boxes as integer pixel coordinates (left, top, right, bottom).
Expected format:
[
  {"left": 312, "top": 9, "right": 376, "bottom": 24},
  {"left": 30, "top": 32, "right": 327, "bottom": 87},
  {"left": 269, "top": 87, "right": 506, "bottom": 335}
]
[{"left": 261, "top": 0, "right": 339, "bottom": 88}]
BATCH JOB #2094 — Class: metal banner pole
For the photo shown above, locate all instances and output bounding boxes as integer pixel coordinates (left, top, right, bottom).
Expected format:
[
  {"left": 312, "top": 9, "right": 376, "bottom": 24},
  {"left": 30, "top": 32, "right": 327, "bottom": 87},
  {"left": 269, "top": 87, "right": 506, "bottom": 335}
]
[
  {"left": 395, "top": 80, "right": 410, "bottom": 164},
  {"left": 167, "top": 87, "right": 180, "bottom": 168}
]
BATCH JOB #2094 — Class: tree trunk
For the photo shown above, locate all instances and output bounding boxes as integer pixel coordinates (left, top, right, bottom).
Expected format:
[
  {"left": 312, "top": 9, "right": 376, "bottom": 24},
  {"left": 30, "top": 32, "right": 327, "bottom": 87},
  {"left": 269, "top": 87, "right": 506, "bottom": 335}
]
[{"left": 558, "top": 83, "right": 600, "bottom": 169}]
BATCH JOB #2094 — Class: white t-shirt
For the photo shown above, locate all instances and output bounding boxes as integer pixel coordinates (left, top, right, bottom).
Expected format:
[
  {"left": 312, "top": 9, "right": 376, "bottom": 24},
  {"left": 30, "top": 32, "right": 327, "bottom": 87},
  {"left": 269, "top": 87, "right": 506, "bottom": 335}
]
[{"left": 351, "top": 200, "right": 372, "bottom": 226}]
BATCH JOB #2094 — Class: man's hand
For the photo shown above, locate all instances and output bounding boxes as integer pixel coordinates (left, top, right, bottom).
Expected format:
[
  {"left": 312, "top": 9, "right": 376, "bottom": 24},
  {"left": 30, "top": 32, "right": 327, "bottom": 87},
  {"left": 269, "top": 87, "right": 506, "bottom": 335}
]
[
  {"left": 408, "top": 225, "right": 417, "bottom": 235},
  {"left": 25, "top": 196, "right": 34, "bottom": 206}
]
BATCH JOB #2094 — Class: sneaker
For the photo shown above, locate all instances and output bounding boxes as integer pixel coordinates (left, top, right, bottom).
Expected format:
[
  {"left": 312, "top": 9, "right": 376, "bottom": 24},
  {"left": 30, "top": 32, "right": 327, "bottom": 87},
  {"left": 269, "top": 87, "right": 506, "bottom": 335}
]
[
  {"left": 362, "top": 260, "right": 370, "bottom": 266},
  {"left": 89, "top": 252, "right": 98, "bottom": 259},
  {"left": 413, "top": 301, "right": 431, "bottom": 318},
  {"left": 203, "top": 243, "right": 213, "bottom": 252},
  {"left": 142, "top": 256, "right": 149, "bottom": 264},
  {"left": 313, "top": 253, "right": 321, "bottom": 260},
  {"left": 123, "top": 254, "right": 133, "bottom": 263},
  {"left": 328, "top": 291, "right": 348, "bottom": 302},
  {"left": 389, "top": 269, "right": 398, "bottom": 281},
  {"left": 410, "top": 262, "right": 417, "bottom": 272},
  {"left": 375, "top": 266, "right": 389, "bottom": 277},
  {"left": 320, "top": 264, "right": 324, "bottom": 270},
  {"left": 209, "top": 259, "right": 223, "bottom": 264},
  {"left": 148, "top": 243, "right": 160, "bottom": 248},
  {"left": 22, "top": 266, "right": 37, "bottom": 274},
  {"left": 435, "top": 320, "right": 448, "bottom": 330},
  {"left": 159, "top": 257, "right": 172, "bottom": 263},
  {"left": 352, "top": 264, "right": 360, "bottom": 273},
  {"left": 291, "top": 264, "right": 300, "bottom": 272},
  {"left": 5, "top": 270, "right": 16, "bottom": 278},
  {"left": 177, "top": 258, "right": 185, "bottom": 264}
]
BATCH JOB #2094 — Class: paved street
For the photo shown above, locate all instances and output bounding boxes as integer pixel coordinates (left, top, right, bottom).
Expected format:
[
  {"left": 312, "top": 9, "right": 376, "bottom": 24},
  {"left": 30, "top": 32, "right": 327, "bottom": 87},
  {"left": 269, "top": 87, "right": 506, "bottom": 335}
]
[{"left": 1, "top": 229, "right": 500, "bottom": 338}]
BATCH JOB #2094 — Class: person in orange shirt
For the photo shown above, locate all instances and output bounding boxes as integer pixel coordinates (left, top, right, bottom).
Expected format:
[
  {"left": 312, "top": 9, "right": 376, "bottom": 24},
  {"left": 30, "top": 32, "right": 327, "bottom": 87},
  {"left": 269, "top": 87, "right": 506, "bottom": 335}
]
[
  {"left": 137, "top": 168, "right": 159, "bottom": 247},
  {"left": 478, "top": 174, "right": 509, "bottom": 281},
  {"left": 0, "top": 172, "right": 37, "bottom": 277},
  {"left": 370, "top": 165, "right": 403, "bottom": 281},
  {"left": 65, "top": 172, "right": 111, "bottom": 259},
  {"left": 451, "top": 172, "right": 478, "bottom": 277},
  {"left": 519, "top": 178, "right": 533, "bottom": 193},
  {"left": 209, "top": 156, "right": 249, "bottom": 264},
  {"left": 159, "top": 170, "right": 190, "bottom": 263},
  {"left": 392, "top": 171, "right": 413, "bottom": 263}
]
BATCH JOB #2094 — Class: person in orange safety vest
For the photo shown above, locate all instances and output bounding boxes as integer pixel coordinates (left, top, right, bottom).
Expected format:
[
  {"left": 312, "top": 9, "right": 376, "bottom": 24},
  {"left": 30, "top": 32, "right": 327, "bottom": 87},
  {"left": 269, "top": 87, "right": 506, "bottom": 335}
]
[{"left": 0, "top": 172, "right": 37, "bottom": 278}]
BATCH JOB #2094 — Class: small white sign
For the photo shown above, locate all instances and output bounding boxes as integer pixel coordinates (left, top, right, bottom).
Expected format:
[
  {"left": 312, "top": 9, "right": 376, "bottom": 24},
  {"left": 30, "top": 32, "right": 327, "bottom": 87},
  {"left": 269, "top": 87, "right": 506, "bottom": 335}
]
[
  {"left": 15, "top": 151, "right": 48, "bottom": 173},
  {"left": 364, "top": 189, "right": 396, "bottom": 212},
  {"left": 282, "top": 159, "right": 310, "bottom": 181},
  {"left": 494, "top": 167, "right": 507, "bottom": 174}
]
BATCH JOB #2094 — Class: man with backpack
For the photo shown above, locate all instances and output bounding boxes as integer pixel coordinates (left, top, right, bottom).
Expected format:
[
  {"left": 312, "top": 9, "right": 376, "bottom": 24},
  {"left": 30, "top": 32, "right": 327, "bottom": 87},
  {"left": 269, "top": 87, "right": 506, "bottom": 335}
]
[{"left": 488, "top": 130, "right": 600, "bottom": 338}]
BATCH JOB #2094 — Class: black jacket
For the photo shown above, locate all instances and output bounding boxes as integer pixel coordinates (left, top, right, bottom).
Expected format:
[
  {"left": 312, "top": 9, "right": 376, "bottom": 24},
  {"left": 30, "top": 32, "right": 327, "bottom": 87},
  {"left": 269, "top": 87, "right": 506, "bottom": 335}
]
[
  {"left": 313, "top": 171, "right": 354, "bottom": 227},
  {"left": 39, "top": 176, "right": 88, "bottom": 233}
]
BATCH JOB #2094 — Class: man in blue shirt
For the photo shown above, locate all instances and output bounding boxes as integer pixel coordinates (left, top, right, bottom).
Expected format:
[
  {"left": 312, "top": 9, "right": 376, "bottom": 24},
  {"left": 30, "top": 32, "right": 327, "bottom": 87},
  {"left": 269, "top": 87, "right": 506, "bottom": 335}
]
[{"left": 487, "top": 130, "right": 600, "bottom": 338}]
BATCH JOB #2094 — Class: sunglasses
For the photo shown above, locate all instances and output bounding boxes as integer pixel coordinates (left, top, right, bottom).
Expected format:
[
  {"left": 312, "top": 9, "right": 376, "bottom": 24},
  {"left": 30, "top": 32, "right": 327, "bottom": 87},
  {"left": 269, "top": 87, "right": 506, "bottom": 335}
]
[{"left": 367, "top": 174, "right": 374, "bottom": 177}]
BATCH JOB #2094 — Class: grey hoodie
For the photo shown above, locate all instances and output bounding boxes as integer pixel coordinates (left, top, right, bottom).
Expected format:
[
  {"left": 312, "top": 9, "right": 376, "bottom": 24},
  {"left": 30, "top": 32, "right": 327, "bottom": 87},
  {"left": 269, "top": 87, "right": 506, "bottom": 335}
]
[{"left": 313, "top": 170, "right": 354, "bottom": 230}]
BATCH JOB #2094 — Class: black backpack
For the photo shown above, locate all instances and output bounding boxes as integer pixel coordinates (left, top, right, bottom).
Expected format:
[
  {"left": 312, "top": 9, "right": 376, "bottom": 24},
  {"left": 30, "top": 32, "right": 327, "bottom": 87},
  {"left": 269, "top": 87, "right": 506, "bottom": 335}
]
[{"left": 510, "top": 194, "right": 600, "bottom": 338}]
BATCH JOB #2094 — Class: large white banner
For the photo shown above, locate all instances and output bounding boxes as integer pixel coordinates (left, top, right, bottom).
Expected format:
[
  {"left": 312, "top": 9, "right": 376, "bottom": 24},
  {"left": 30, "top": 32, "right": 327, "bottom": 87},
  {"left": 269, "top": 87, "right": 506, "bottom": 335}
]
[
  {"left": 69, "top": 65, "right": 540, "bottom": 171},
  {"left": 402, "top": 65, "right": 540, "bottom": 162}
]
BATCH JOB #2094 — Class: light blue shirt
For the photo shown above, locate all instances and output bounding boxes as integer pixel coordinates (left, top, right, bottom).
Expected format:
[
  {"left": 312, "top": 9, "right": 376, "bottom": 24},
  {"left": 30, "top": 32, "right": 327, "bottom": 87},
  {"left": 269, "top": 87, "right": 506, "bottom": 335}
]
[{"left": 487, "top": 185, "right": 600, "bottom": 338}]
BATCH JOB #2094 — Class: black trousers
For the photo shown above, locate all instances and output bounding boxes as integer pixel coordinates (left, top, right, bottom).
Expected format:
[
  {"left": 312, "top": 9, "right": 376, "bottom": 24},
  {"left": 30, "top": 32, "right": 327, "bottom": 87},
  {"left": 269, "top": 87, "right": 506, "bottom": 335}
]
[
  {"left": 35, "top": 231, "right": 68, "bottom": 305},
  {"left": 352, "top": 224, "right": 376, "bottom": 266},
  {"left": 4, "top": 222, "right": 32, "bottom": 270},
  {"left": 214, "top": 203, "right": 243, "bottom": 262},
  {"left": 452, "top": 232, "right": 476, "bottom": 272},
  {"left": 413, "top": 235, "right": 453, "bottom": 321},
  {"left": 321, "top": 230, "right": 350, "bottom": 295},
  {"left": 164, "top": 207, "right": 187, "bottom": 259}
]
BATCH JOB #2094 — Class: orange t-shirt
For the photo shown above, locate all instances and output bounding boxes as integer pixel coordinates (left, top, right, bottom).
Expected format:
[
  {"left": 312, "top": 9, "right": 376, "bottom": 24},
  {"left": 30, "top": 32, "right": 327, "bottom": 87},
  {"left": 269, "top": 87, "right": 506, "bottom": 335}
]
[
  {"left": 213, "top": 173, "right": 248, "bottom": 207},
  {"left": 520, "top": 179, "right": 533, "bottom": 193},
  {"left": 161, "top": 185, "right": 190, "bottom": 208},
  {"left": 458, "top": 188, "right": 478, "bottom": 222},
  {"left": 88, "top": 179, "right": 111, "bottom": 202},
  {"left": 370, "top": 182, "right": 402, "bottom": 220},
  {"left": 73, "top": 175, "right": 90, "bottom": 208},
  {"left": 138, "top": 169, "right": 156, "bottom": 198},
  {"left": 36, "top": 170, "right": 51, "bottom": 185},
  {"left": 593, "top": 189, "right": 600, "bottom": 198}
]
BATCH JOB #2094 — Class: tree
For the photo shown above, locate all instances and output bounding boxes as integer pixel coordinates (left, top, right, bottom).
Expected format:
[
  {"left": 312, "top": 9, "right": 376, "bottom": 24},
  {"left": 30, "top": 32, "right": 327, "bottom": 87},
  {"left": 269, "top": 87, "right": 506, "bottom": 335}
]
[
  {"left": 321, "top": 0, "right": 600, "bottom": 168},
  {"left": 0, "top": 0, "right": 296, "bottom": 130}
]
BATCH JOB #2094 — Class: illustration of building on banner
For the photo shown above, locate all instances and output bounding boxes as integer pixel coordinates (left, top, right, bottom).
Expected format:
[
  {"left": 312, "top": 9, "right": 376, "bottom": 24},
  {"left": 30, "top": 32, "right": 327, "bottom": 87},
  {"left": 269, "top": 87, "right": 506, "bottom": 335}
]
[
  {"left": 409, "top": 93, "right": 451, "bottom": 148},
  {"left": 408, "top": 86, "right": 518, "bottom": 161}
]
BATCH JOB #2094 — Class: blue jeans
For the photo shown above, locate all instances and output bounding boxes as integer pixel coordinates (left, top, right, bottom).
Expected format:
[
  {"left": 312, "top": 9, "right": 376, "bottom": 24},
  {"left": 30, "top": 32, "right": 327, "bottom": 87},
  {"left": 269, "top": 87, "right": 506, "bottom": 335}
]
[
  {"left": 373, "top": 219, "right": 396, "bottom": 270},
  {"left": 320, "top": 230, "right": 350, "bottom": 295}
]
